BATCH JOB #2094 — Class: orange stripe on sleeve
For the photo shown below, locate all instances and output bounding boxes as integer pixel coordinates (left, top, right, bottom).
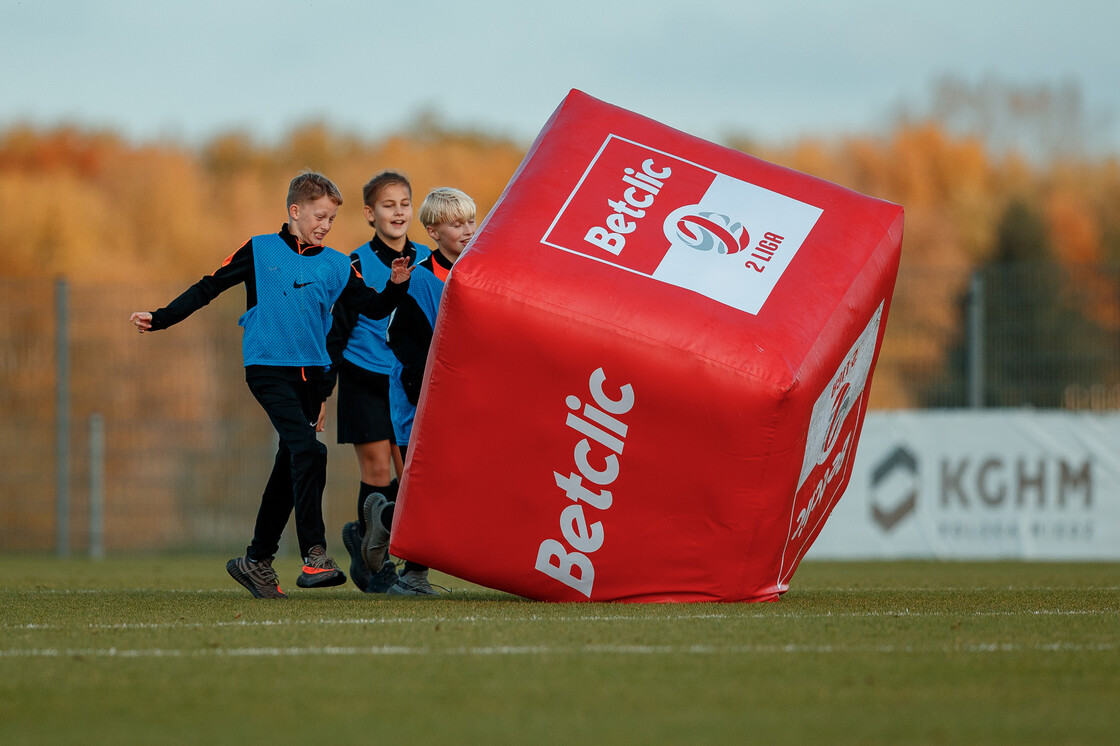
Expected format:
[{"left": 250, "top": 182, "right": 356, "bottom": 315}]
[{"left": 219, "top": 237, "right": 252, "bottom": 269}]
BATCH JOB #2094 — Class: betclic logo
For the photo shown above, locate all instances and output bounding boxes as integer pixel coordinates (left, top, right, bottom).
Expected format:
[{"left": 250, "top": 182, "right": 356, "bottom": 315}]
[{"left": 542, "top": 135, "right": 823, "bottom": 315}]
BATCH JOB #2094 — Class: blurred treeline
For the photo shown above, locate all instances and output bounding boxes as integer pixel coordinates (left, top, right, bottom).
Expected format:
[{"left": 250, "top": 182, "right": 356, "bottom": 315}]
[
  {"left": 741, "top": 78, "right": 1120, "bottom": 408},
  {"left": 1, "top": 78, "right": 1119, "bottom": 411},
  {"left": 2, "top": 80, "right": 1118, "bottom": 551},
  {"left": 0, "top": 117, "right": 526, "bottom": 281},
  {"left": 3, "top": 79, "right": 1118, "bottom": 284}
]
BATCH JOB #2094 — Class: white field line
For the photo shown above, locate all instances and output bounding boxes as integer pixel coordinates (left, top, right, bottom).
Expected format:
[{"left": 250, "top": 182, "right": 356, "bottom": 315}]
[
  {"left": 1, "top": 641, "right": 1117, "bottom": 659},
  {"left": 6, "top": 585, "right": 1120, "bottom": 595},
  {"left": 3, "top": 607, "right": 1118, "bottom": 632}
]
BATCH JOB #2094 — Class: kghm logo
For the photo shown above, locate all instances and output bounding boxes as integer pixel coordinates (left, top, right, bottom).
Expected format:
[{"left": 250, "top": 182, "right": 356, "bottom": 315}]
[
  {"left": 673, "top": 211, "right": 750, "bottom": 255},
  {"left": 871, "top": 445, "right": 919, "bottom": 531}
]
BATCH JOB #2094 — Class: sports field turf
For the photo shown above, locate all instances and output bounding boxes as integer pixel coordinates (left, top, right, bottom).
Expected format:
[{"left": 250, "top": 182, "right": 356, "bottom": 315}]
[{"left": 2, "top": 557, "right": 1117, "bottom": 745}]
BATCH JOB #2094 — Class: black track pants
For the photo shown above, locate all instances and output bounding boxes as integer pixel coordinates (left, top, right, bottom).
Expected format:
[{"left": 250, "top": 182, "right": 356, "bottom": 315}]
[{"left": 245, "top": 371, "right": 328, "bottom": 560}]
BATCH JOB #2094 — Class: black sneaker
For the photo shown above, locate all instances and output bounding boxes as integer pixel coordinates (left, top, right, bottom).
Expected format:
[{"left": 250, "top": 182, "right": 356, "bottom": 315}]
[
  {"left": 226, "top": 555, "right": 288, "bottom": 599},
  {"left": 366, "top": 559, "right": 399, "bottom": 594},
  {"left": 341, "top": 521, "right": 372, "bottom": 591},
  {"left": 296, "top": 545, "right": 347, "bottom": 588}
]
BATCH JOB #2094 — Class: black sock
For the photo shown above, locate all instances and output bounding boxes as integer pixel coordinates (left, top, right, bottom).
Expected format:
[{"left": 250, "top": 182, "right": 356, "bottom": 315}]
[
  {"left": 380, "top": 501, "right": 395, "bottom": 532},
  {"left": 357, "top": 482, "right": 386, "bottom": 534},
  {"left": 403, "top": 561, "right": 428, "bottom": 574}
]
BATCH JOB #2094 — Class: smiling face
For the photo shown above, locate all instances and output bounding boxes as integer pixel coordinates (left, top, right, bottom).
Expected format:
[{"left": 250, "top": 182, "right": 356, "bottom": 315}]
[
  {"left": 426, "top": 217, "right": 476, "bottom": 263},
  {"left": 288, "top": 195, "right": 340, "bottom": 246},
  {"left": 364, "top": 183, "right": 413, "bottom": 251}
]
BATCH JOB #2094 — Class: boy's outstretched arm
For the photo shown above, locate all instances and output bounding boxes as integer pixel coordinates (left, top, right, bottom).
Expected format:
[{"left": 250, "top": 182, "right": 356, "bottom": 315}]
[
  {"left": 326, "top": 255, "right": 364, "bottom": 365},
  {"left": 339, "top": 256, "right": 413, "bottom": 321},
  {"left": 128, "top": 240, "right": 252, "bottom": 333},
  {"left": 129, "top": 311, "right": 153, "bottom": 332},
  {"left": 322, "top": 255, "right": 364, "bottom": 400}
]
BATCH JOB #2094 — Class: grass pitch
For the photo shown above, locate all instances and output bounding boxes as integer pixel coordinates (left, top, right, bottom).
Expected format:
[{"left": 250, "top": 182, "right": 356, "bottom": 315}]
[{"left": 2, "top": 557, "right": 1117, "bottom": 745}]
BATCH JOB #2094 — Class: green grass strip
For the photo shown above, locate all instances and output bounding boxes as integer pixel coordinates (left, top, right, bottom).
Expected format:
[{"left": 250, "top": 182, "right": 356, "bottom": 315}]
[{"left": 2, "top": 557, "right": 1117, "bottom": 745}]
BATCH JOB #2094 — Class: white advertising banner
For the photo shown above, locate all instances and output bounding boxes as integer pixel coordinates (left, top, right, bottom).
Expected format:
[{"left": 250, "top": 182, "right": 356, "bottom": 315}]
[{"left": 808, "top": 411, "right": 1120, "bottom": 559}]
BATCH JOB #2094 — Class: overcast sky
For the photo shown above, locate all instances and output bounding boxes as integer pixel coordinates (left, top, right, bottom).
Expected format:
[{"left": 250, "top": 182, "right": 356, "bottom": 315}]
[{"left": 3, "top": 0, "right": 1118, "bottom": 153}]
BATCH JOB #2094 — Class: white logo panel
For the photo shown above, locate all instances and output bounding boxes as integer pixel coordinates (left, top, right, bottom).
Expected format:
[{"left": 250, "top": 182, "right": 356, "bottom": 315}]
[{"left": 656, "top": 174, "right": 822, "bottom": 314}]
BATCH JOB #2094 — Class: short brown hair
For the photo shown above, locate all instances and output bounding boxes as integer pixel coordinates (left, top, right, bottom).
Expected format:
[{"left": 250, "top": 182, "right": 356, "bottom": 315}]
[
  {"left": 362, "top": 169, "right": 412, "bottom": 207},
  {"left": 287, "top": 171, "right": 343, "bottom": 209}
]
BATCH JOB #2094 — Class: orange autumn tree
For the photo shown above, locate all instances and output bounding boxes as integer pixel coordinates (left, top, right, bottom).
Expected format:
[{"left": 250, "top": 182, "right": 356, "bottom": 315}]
[{"left": 2, "top": 107, "right": 1119, "bottom": 410}]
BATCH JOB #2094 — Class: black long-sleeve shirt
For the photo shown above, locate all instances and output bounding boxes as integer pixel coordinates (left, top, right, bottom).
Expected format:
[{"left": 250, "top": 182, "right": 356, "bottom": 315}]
[
  {"left": 324, "top": 235, "right": 426, "bottom": 371},
  {"left": 384, "top": 251, "right": 453, "bottom": 405},
  {"left": 150, "top": 224, "right": 408, "bottom": 331},
  {"left": 148, "top": 224, "right": 409, "bottom": 391}
]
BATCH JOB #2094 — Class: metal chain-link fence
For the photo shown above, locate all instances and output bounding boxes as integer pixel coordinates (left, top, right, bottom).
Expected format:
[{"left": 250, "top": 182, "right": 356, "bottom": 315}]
[{"left": 3, "top": 264, "right": 1117, "bottom": 554}]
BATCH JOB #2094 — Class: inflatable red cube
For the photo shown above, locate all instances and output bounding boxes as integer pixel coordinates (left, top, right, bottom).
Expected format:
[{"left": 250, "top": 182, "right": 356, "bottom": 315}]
[{"left": 391, "top": 90, "right": 903, "bottom": 602}]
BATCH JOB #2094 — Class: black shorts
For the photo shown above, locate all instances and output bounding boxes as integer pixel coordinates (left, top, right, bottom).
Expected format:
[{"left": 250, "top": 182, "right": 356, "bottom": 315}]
[{"left": 335, "top": 359, "right": 394, "bottom": 444}]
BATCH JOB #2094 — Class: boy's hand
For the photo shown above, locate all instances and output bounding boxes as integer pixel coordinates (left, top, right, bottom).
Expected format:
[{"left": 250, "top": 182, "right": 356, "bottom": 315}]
[
  {"left": 389, "top": 256, "right": 414, "bottom": 284},
  {"left": 129, "top": 312, "right": 153, "bottom": 333},
  {"left": 315, "top": 402, "right": 327, "bottom": 433}
]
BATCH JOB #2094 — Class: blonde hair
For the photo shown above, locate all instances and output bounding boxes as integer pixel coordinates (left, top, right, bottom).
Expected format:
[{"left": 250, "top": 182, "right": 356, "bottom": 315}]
[
  {"left": 418, "top": 187, "right": 476, "bottom": 228},
  {"left": 287, "top": 171, "right": 342, "bottom": 209}
]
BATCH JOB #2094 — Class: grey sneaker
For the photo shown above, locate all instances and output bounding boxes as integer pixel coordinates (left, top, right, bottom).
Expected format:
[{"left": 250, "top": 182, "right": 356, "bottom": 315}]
[
  {"left": 360, "top": 493, "right": 392, "bottom": 574},
  {"left": 226, "top": 555, "right": 288, "bottom": 599},
  {"left": 296, "top": 545, "right": 347, "bottom": 588},
  {"left": 341, "top": 521, "right": 371, "bottom": 591},
  {"left": 367, "top": 559, "right": 399, "bottom": 594},
  {"left": 388, "top": 568, "right": 439, "bottom": 596}
]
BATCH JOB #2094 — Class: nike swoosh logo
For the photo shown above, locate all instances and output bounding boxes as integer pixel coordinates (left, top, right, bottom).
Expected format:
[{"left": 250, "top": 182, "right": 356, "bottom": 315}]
[{"left": 293, "top": 280, "right": 315, "bottom": 289}]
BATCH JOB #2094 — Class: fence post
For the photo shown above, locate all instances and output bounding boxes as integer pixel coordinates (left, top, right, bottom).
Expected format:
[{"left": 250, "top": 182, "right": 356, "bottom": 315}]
[
  {"left": 89, "top": 412, "right": 105, "bottom": 560},
  {"left": 967, "top": 270, "right": 985, "bottom": 409},
  {"left": 55, "top": 277, "right": 70, "bottom": 558}
]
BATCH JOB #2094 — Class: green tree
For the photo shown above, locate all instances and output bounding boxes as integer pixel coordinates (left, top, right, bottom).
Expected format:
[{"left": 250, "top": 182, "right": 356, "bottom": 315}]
[{"left": 925, "top": 200, "right": 1115, "bottom": 407}]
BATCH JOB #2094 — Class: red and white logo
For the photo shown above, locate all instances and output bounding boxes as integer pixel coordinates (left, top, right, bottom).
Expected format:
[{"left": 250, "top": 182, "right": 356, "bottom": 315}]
[
  {"left": 669, "top": 208, "right": 751, "bottom": 255},
  {"left": 542, "top": 135, "right": 823, "bottom": 314},
  {"left": 778, "top": 302, "right": 885, "bottom": 583},
  {"left": 798, "top": 302, "right": 884, "bottom": 490}
]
